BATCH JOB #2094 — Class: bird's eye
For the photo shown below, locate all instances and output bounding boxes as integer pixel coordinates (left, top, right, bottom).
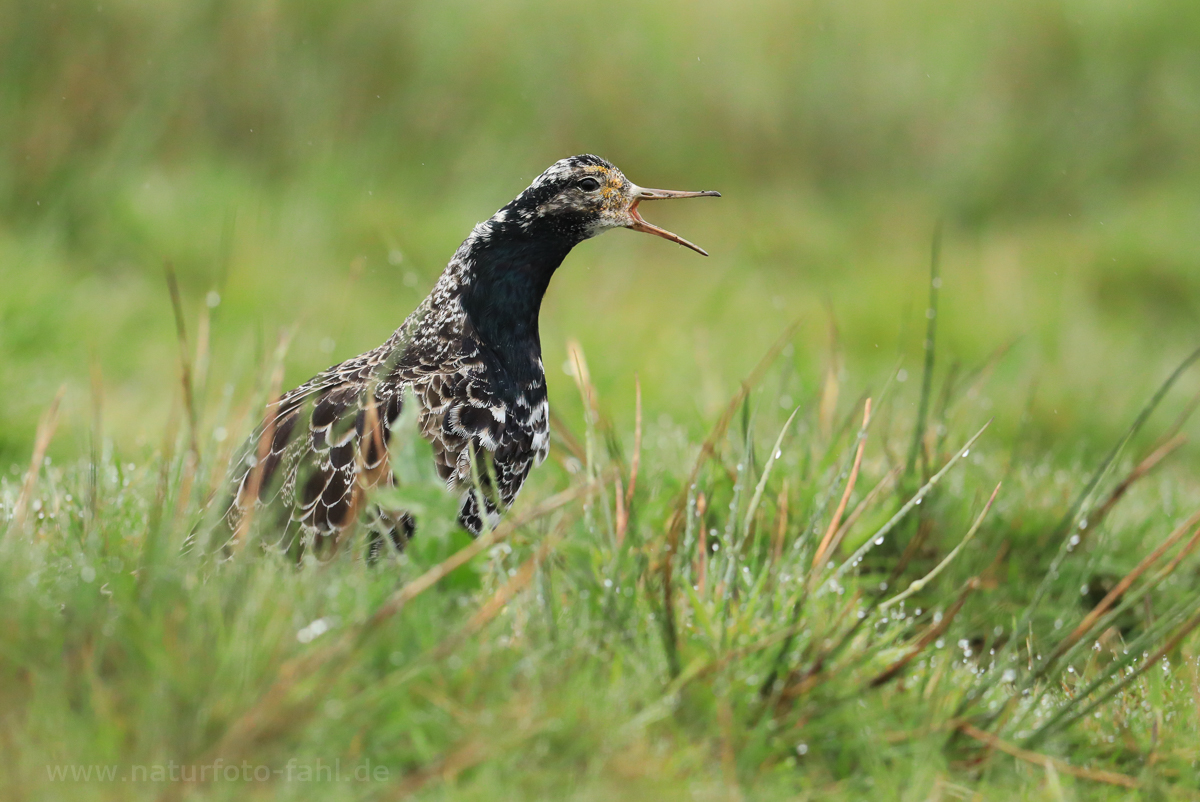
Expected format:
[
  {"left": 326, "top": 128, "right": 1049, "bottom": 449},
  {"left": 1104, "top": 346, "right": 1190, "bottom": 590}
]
[{"left": 578, "top": 177, "right": 601, "bottom": 192}]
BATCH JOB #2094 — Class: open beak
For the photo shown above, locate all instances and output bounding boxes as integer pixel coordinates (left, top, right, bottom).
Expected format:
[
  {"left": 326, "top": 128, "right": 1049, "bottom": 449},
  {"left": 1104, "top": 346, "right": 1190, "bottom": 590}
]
[{"left": 626, "top": 184, "right": 721, "bottom": 256}]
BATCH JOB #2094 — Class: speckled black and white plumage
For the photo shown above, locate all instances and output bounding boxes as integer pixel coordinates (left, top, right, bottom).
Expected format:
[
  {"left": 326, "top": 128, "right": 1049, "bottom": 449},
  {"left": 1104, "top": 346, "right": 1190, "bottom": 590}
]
[{"left": 224, "top": 155, "right": 717, "bottom": 556}]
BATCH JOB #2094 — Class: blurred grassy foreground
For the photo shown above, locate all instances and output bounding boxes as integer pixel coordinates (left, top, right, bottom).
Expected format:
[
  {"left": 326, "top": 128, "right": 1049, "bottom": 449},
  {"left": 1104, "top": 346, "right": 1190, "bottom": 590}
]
[{"left": 3, "top": 0, "right": 1200, "bottom": 799}]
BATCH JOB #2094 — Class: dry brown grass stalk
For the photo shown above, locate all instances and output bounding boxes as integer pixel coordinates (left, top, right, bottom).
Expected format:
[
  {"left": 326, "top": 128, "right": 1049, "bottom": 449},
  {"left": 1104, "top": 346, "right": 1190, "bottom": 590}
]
[
  {"left": 10, "top": 384, "right": 66, "bottom": 534},
  {"left": 1075, "top": 433, "right": 1186, "bottom": 547},
  {"left": 772, "top": 479, "right": 788, "bottom": 564},
  {"left": 696, "top": 492, "right": 709, "bottom": 596},
  {"left": 958, "top": 723, "right": 1138, "bottom": 788},
  {"left": 428, "top": 524, "right": 566, "bottom": 660},
  {"left": 614, "top": 473, "right": 627, "bottom": 546},
  {"left": 628, "top": 376, "right": 642, "bottom": 502},
  {"left": 165, "top": 262, "right": 200, "bottom": 460},
  {"left": 364, "top": 484, "right": 588, "bottom": 635},
  {"left": 616, "top": 376, "right": 643, "bottom": 544},
  {"left": 870, "top": 578, "right": 980, "bottom": 687},
  {"left": 231, "top": 333, "right": 291, "bottom": 551},
  {"left": 824, "top": 466, "right": 900, "bottom": 560},
  {"left": 1043, "top": 506, "right": 1200, "bottom": 673},
  {"left": 813, "top": 398, "right": 871, "bottom": 570},
  {"left": 389, "top": 737, "right": 490, "bottom": 798}
]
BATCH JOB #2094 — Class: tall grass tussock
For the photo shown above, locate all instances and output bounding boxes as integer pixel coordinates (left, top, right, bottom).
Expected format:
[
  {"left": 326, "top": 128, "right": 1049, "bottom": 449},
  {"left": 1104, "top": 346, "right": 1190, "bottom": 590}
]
[{"left": 3, "top": 264, "right": 1200, "bottom": 799}]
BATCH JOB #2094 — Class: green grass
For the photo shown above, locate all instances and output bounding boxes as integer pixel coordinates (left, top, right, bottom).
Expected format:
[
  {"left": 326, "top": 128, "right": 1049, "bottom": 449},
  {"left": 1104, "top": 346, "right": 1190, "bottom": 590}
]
[
  {"left": 4, "top": 0, "right": 1200, "bottom": 798},
  {"left": 4, "top": 324, "right": 1200, "bottom": 800}
]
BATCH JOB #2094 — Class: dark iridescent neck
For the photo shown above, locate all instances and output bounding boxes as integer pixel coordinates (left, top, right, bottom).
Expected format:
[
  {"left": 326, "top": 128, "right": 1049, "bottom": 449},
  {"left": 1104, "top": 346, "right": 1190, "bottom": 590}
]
[{"left": 457, "top": 218, "right": 579, "bottom": 381}]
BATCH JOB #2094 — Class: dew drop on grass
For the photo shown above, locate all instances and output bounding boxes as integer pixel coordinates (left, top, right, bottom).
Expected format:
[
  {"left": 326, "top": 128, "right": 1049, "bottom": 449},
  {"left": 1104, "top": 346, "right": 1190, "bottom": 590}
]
[
  {"left": 297, "top": 617, "right": 332, "bottom": 644},
  {"left": 80, "top": 566, "right": 95, "bottom": 583},
  {"left": 795, "top": 743, "right": 808, "bottom": 756},
  {"left": 875, "top": 537, "right": 884, "bottom": 545}
]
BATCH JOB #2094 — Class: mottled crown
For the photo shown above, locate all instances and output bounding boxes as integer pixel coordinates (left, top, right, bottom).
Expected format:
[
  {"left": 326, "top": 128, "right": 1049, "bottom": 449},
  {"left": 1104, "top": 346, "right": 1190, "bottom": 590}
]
[
  {"left": 528, "top": 154, "right": 616, "bottom": 189},
  {"left": 491, "top": 154, "right": 634, "bottom": 242}
]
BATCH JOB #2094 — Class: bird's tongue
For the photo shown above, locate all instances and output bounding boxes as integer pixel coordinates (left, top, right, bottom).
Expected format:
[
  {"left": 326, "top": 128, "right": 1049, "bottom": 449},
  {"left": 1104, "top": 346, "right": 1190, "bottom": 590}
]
[{"left": 627, "top": 200, "right": 710, "bottom": 256}]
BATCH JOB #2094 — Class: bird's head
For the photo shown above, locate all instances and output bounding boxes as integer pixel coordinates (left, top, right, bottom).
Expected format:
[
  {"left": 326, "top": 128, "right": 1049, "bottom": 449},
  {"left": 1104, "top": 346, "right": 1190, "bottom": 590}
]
[{"left": 497, "top": 154, "right": 720, "bottom": 256}]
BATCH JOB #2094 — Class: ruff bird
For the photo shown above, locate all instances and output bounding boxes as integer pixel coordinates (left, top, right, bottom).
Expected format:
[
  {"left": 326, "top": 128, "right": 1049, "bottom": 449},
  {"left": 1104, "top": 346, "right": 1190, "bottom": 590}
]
[{"left": 225, "top": 154, "right": 718, "bottom": 558}]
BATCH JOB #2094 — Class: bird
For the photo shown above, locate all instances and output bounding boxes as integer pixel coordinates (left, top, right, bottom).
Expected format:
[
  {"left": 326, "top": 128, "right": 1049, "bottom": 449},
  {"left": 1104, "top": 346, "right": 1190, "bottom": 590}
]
[{"left": 222, "top": 154, "right": 719, "bottom": 560}]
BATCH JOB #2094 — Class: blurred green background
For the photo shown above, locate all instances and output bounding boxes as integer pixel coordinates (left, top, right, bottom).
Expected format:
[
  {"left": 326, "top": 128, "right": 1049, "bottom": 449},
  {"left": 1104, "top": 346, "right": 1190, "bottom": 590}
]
[{"left": 3, "top": 0, "right": 1200, "bottom": 465}]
